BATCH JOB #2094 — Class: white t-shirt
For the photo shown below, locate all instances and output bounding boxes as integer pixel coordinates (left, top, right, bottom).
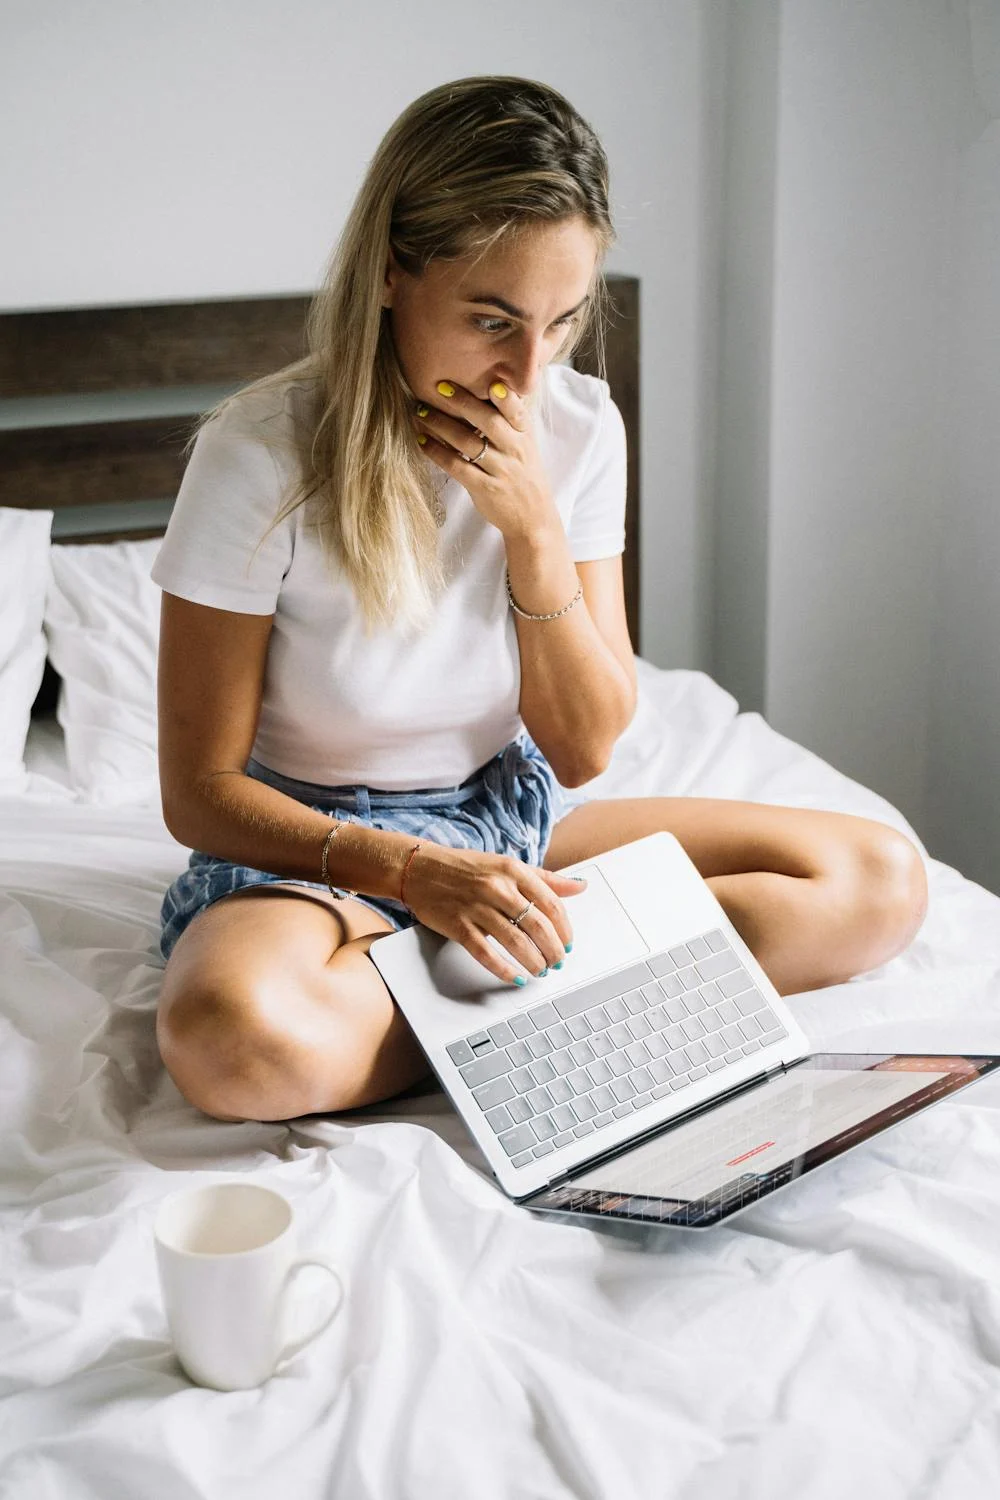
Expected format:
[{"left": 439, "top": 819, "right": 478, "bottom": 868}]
[{"left": 152, "top": 362, "right": 626, "bottom": 790}]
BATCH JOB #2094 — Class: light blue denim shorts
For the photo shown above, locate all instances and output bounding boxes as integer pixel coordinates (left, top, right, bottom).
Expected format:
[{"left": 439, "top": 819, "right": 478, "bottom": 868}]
[{"left": 159, "top": 735, "right": 579, "bottom": 962}]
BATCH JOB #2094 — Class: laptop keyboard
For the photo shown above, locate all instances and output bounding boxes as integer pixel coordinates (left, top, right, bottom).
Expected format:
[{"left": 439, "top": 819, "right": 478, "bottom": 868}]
[{"left": 445, "top": 927, "right": 788, "bottom": 1169}]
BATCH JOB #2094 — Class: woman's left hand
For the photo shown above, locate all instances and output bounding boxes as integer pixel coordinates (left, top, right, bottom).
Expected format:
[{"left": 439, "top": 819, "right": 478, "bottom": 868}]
[{"left": 415, "top": 381, "right": 558, "bottom": 541}]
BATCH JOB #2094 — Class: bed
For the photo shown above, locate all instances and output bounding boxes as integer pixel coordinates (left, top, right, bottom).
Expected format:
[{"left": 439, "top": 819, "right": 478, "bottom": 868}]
[{"left": 2, "top": 287, "right": 1000, "bottom": 1500}]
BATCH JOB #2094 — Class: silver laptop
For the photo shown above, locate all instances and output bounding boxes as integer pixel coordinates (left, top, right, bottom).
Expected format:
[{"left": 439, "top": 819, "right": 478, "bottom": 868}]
[{"left": 370, "top": 832, "right": 998, "bottom": 1228}]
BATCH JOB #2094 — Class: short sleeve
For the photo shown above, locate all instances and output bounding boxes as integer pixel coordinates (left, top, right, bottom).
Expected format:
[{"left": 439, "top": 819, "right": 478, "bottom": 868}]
[
  {"left": 565, "top": 384, "right": 628, "bottom": 562},
  {"left": 151, "top": 399, "right": 295, "bottom": 616}
]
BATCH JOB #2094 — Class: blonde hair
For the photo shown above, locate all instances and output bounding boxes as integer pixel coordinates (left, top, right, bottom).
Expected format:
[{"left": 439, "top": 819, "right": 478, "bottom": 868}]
[{"left": 192, "top": 76, "right": 615, "bottom": 632}]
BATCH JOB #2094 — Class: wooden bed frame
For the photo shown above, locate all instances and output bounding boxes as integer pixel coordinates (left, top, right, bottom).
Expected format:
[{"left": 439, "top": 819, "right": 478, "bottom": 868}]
[{"left": 0, "top": 277, "right": 640, "bottom": 660}]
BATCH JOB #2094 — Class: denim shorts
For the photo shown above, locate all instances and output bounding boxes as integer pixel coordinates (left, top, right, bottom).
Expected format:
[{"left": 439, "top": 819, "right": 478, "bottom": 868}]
[{"left": 159, "top": 735, "right": 582, "bottom": 962}]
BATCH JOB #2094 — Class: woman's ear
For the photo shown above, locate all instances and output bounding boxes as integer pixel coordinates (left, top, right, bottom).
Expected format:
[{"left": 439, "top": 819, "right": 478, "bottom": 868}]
[{"left": 382, "top": 247, "right": 401, "bottom": 309}]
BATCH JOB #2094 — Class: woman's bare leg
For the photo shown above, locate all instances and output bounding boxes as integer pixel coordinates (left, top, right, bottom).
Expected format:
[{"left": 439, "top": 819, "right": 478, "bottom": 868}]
[
  {"left": 543, "top": 798, "right": 928, "bottom": 996},
  {"left": 157, "top": 886, "right": 433, "bottom": 1122}
]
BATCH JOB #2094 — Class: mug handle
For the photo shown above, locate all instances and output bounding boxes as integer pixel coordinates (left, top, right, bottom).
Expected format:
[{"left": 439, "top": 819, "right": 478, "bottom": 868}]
[{"left": 276, "top": 1255, "right": 346, "bottom": 1367}]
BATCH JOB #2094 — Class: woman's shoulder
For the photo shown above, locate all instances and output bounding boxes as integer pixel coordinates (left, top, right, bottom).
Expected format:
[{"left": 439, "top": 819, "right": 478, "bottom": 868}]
[
  {"left": 207, "top": 372, "right": 321, "bottom": 454},
  {"left": 539, "top": 363, "right": 610, "bottom": 446}
]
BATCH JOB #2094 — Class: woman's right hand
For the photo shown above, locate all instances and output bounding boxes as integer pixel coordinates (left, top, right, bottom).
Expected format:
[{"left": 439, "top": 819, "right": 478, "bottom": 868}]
[{"left": 400, "top": 843, "right": 587, "bottom": 984}]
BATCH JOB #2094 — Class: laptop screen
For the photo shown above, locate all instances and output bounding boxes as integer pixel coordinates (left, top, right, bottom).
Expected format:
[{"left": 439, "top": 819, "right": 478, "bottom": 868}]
[{"left": 525, "top": 1053, "right": 999, "bottom": 1229}]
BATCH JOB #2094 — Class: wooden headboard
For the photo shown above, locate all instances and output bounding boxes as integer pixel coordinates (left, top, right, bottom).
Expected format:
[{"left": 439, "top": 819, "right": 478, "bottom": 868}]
[{"left": 0, "top": 276, "right": 640, "bottom": 646}]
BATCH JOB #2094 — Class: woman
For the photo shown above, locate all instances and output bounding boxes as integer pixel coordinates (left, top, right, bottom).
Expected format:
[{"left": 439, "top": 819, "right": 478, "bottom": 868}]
[{"left": 153, "top": 76, "right": 927, "bottom": 1124}]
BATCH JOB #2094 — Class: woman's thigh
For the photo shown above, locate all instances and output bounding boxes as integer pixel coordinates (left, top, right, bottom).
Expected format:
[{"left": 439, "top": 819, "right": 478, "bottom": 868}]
[
  {"left": 543, "top": 795, "right": 895, "bottom": 881},
  {"left": 157, "top": 885, "right": 432, "bottom": 1119}
]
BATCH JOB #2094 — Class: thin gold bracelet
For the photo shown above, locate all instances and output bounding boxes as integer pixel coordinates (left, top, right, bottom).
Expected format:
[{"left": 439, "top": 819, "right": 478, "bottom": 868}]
[
  {"left": 506, "top": 569, "right": 583, "bottom": 622},
  {"left": 320, "top": 821, "right": 358, "bottom": 898}
]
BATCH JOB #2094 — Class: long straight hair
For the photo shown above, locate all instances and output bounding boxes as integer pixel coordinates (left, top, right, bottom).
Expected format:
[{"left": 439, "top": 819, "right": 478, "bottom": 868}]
[{"left": 193, "top": 77, "right": 615, "bottom": 632}]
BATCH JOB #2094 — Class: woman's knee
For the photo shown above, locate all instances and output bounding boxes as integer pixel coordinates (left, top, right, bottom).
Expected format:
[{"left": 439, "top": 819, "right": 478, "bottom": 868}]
[
  {"left": 156, "top": 976, "right": 304, "bottom": 1120},
  {"left": 845, "top": 823, "right": 929, "bottom": 964}
]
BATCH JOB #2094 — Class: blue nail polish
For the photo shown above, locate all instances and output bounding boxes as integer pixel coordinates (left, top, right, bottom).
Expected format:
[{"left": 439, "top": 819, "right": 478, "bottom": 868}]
[
  {"left": 513, "top": 975, "right": 527, "bottom": 987},
  {"left": 539, "top": 968, "right": 549, "bottom": 977},
  {"left": 553, "top": 960, "right": 564, "bottom": 970},
  {"left": 565, "top": 942, "right": 573, "bottom": 953}
]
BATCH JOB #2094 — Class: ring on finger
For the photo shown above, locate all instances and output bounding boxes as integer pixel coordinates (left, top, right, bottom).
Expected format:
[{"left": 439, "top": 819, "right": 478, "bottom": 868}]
[
  {"left": 509, "top": 900, "right": 533, "bottom": 927},
  {"left": 464, "top": 434, "right": 489, "bottom": 466}
]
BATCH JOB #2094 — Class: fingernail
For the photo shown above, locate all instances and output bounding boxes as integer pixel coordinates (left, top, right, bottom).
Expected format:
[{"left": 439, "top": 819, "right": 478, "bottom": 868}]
[
  {"left": 436, "top": 381, "right": 455, "bottom": 397},
  {"left": 490, "top": 382, "right": 508, "bottom": 399},
  {"left": 570, "top": 876, "right": 587, "bottom": 883},
  {"left": 538, "top": 968, "right": 549, "bottom": 978},
  {"left": 416, "top": 403, "right": 429, "bottom": 417},
  {"left": 564, "top": 942, "right": 573, "bottom": 953},
  {"left": 513, "top": 975, "right": 527, "bottom": 987},
  {"left": 417, "top": 434, "right": 427, "bottom": 445},
  {"left": 553, "top": 960, "right": 564, "bottom": 970}
]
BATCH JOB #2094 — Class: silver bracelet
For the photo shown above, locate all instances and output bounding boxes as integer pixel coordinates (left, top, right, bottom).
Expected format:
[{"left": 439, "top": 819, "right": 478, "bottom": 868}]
[
  {"left": 320, "top": 820, "right": 358, "bottom": 898},
  {"left": 506, "top": 570, "right": 583, "bottom": 622}
]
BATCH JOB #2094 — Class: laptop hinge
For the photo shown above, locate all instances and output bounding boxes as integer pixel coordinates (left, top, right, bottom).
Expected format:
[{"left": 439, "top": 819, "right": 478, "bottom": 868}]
[{"left": 540, "top": 1058, "right": 790, "bottom": 1192}]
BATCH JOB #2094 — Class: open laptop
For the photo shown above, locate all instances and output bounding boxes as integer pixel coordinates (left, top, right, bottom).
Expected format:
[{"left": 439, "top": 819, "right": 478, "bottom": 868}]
[{"left": 370, "top": 832, "right": 999, "bottom": 1229}]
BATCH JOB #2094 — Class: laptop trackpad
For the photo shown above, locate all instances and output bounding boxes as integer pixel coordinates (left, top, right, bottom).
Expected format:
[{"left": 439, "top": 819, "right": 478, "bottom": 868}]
[{"left": 426, "top": 865, "right": 650, "bottom": 1004}]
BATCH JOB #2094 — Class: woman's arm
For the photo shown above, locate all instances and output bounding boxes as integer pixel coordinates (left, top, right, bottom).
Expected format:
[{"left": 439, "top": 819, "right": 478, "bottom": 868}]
[
  {"left": 157, "top": 591, "right": 431, "bottom": 890},
  {"left": 504, "top": 532, "right": 636, "bottom": 787},
  {"left": 157, "top": 591, "right": 586, "bottom": 981}
]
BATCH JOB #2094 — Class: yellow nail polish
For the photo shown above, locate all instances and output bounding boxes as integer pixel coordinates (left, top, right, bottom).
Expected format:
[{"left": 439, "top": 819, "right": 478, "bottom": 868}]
[
  {"left": 416, "top": 403, "right": 429, "bottom": 417},
  {"left": 417, "top": 433, "right": 427, "bottom": 445},
  {"left": 436, "top": 381, "right": 455, "bottom": 398},
  {"left": 490, "top": 382, "right": 508, "bottom": 399}
]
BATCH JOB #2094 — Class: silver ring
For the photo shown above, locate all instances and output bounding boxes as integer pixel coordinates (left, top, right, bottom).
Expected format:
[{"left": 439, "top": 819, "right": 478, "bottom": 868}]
[
  {"left": 464, "top": 435, "right": 489, "bottom": 466},
  {"left": 509, "top": 900, "right": 534, "bottom": 927}
]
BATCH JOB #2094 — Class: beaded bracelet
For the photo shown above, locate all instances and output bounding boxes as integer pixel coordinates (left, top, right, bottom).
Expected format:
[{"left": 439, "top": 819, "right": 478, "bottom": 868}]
[
  {"left": 320, "top": 821, "right": 358, "bottom": 899},
  {"left": 506, "top": 569, "right": 583, "bottom": 622}
]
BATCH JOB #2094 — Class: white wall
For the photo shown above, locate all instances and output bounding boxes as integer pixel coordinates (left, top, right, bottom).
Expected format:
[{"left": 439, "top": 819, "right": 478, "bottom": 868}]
[
  {"left": 712, "top": 0, "right": 1000, "bottom": 895},
  {"left": 1, "top": 0, "right": 723, "bottom": 674}
]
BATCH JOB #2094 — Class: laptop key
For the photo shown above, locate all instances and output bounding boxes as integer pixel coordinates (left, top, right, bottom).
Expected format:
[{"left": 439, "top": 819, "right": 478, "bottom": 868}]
[
  {"left": 532, "top": 1140, "right": 556, "bottom": 1157},
  {"left": 612, "top": 1102, "right": 635, "bottom": 1119},
  {"left": 446, "top": 1039, "right": 475, "bottom": 1066},
  {"left": 717, "top": 970, "right": 753, "bottom": 999},
  {"left": 630, "top": 1065, "right": 654, "bottom": 1093},
  {"left": 706, "top": 1059, "right": 726, "bottom": 1073},
  {"left": 498, "top": 1123, "right": 536, "bottom": 1156},
  {"left": 459, "top": 1051, "right": 513, "bottom": 1088},
  {"left": 627, "top": 1015, "right": 653, "bottom": 1040},
  {"left": 624, "top": 991, "right": 645, "bottom": 1016},
  {"left": 686, "top": 935, "right": 711, "bottom": 961},
  {"left": 694, "top": 949, "right": 741, "bottom": 982},
  {"left": 472, "top": 1076, "right": 516, "bottom": 1111},
  {"left": 573, "top": 1120, "right": 596, "bottom": 1138},
  {"left": 565, "top": 1015, "right": 592, "bottom": 1041},
  {"left": 587, "top": 1058, "right": 613, "bottom": 1087},
  {"left": 547, "top": 1077, "right": 574, "bottom": 1106},
  {"left": 573, "top": 1095, "right": 598, "bottom": 1121},
  {"left": 550, "top": 1105, "right": 578, "bottom": 1133},
  {"left": 604, "top": 998, "right": 629, "bottom": 1024},
  {"left": 590, "top": 1085, "right": 615, "bottom": 1112},
  {"left": 510, "top": 1067, "right": 535, "bottom": 1093},
  {"left": 625, "top": 1041, "right": 651, "bottom": 1068},
  {"left": 508, "top": 1012, "right": 535, "bottom": 1038},
  {"left": 568, "top": 1040, "right": 596, "bottom": 1067},
  {"left": 607, "top": 1052, "right": 631, "bottom": 1078},
  {"left": 508, "top": 1095, "right": 534, "bottom": 1124},
  {"left": 647, "top": 951, "right": 678, "bottom": 978},
  {"left": 550, "top": 1049, "right": 576, "bottom": 1076},
  {"left": 512, "top": 1151, "right": 535, "bottom": 1167},
  {"left": 689, "top": 1065, "right": 708, "bottom": 1081},
  {"left": 526, "top": 1085, "right": 555, "bottom": 1114},
  {"left": 487, "top": 1020, "right": 516, "bottom": 1047},
  {"left": 589, "top": 1032, "right": 615, "bottom": 1058},
  {"left": 528, "top": 1033, "right": 554, "bottom": 1059},
  {"left": 648, "top": 1058, "right": 673, "bottom": 1084},
  {"left": 506, "top": 1040, "right": 532, "bottom": 1067},
  {"left": 610, "top": 1077, "right": 636, "bottom": 1103},
  {"left": 532, "top": 1113, "right": 558, "bottom": 1141},
  {"left": 705, "top": 929, "right": 728, "bottom": 953},
  {"left": 486, "top": 1103, "right": 515, "bottom": 1133},
  {"left": 528, "top": 1058, "right": 557, "bottom": 1086}
]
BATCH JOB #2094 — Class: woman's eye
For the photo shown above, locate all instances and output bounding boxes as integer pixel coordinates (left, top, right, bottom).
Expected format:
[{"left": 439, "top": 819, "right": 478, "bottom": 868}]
[{"left": 472, "top": 315, "right": 579, "bottom": 336}]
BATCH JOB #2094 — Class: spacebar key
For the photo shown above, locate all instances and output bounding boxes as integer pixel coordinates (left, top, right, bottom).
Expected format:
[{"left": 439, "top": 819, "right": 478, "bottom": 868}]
[{"left": 553, "top": 961, "right": 653, "bottom": 1020}]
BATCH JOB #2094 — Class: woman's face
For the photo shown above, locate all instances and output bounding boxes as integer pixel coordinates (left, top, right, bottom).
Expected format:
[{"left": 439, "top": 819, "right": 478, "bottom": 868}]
[{"left": 383, "top": 215, "right": 600, "bottom": 406}]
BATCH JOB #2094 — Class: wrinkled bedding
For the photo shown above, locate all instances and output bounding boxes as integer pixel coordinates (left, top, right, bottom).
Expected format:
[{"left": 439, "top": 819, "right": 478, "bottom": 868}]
[{"left": 2, "top": 659, "right": 999, "bottom": 1500}]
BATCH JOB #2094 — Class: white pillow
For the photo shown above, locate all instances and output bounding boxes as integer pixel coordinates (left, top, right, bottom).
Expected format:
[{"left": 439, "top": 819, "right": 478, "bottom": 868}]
[
  {"left": 0, "top": 508, "right": 53, "bottom": 794},
  {"left": 44, "top": 538, "right": 161, "bottom": 803}
]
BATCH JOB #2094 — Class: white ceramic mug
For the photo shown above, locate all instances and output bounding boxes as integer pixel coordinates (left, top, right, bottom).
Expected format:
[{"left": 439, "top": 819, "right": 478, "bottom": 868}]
[{"left": 154, "top": 1181, "right": 345, "bottom": 1391}]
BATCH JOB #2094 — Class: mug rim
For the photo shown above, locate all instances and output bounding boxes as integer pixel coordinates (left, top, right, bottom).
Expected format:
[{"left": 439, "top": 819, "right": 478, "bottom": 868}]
[{"left": 154, "top": 1180, "right": 293, "bottom": 1260}]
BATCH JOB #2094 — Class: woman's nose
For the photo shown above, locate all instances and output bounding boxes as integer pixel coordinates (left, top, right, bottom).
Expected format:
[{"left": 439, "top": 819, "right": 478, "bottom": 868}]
[{"left": 498, "top": 334, "right": 547, "bottom": 396}]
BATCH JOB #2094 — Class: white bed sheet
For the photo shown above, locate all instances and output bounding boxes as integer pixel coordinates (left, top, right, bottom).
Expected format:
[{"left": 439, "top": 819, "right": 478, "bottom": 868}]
[{"left": 3, "top": 659, "right": 1000, "bottom": 1500}]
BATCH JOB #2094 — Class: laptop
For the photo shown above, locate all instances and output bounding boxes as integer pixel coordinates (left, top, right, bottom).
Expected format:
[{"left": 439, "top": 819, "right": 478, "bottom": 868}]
[{"left": 370, "top": 832, "right": 999, "bottom": 1229}]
